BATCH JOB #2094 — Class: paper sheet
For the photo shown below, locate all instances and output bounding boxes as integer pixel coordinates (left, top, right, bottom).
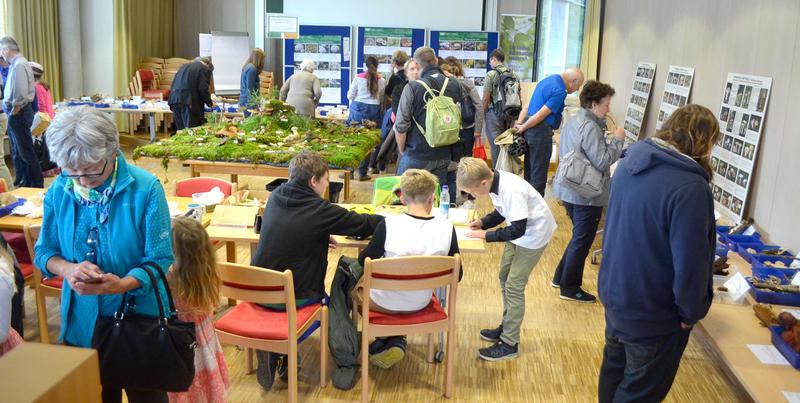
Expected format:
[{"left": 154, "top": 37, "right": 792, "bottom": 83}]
[
  {"left": 723, "top": 272, "right": 750, "bottom": 298},
  {"left": 447, "top": 208, "right": 471, "bottom": 225},
  {"left": 455, "top": 227, "right": 473, "bottom": 241},
  {"left": 783, "top": 391, "right": 800, "bottom": 403},
  {"left": 746, "top": 344, "right": 791, "bottom": 366}
]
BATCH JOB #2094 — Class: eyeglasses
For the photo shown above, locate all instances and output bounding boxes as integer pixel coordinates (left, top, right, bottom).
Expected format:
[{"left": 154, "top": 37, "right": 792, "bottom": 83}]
[
  {"left": 85, "top": 227, "right": 98, "bottom": 264},
  {"left": 62, "top": 160, "right": 108, "bottom": 179}
]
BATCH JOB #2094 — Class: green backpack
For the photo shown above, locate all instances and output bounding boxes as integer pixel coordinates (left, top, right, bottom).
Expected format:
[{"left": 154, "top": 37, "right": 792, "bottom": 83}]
[{"left": 413, "top": 77, "right": 462, "bottom": 147}]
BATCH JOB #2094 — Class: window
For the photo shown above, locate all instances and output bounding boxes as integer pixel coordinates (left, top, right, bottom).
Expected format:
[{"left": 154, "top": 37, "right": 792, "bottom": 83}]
[{"left": 535, "top": 0, "right": 587, "bottom": 80}]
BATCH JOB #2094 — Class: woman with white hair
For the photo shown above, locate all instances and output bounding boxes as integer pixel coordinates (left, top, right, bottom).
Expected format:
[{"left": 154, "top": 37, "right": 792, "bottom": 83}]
[
  {"left": 279, "top": 59, "right": 322, "bottom": 117},
  {"left": 34, "top": 106, "right": 174, "bottom": 402}
]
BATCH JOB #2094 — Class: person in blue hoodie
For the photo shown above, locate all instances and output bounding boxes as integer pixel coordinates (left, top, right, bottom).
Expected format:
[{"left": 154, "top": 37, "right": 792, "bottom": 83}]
[{"left": 597, "top": 104, "right": 719, "bottom": 403}]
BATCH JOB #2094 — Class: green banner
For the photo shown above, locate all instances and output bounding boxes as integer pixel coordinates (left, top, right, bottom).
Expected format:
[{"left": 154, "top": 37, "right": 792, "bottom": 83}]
[
  {"left": 365, "top": 27, "right": 412, "bottom": 38},
  {"left": 297, "top": 35, "right": 340, "bottom": 45},
  {"left": 439, "top": 31, "right": 488, "bottom": 42},
  {"left": 500, "top": 14, "right": 535, "bottom": 82}
]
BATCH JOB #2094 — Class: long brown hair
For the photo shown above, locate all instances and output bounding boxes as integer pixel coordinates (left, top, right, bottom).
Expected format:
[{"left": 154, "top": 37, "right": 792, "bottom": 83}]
[
  {"left": 655, "top": 104, "right": 720, "bottom": 179},
  {"left": 169, "top": 217, "right": 220, "bottom": 313},
  {"left": 243, "top": 48, "right": 265, "bottom": 74},
  {"left": 442, "top": 56, "right": 464, "bottom": 78},
  {"left": 365, "top": 56, "right": 379, "bottom": 98}
]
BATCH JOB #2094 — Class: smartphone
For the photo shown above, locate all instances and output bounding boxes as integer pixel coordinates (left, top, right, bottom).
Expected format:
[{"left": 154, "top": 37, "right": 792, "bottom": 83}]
[{"left": 76, "top": 276, "right": 104, "bottom": 284}]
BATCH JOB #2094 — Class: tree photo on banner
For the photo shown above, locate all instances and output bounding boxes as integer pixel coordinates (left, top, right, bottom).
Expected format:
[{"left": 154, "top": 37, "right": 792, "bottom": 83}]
[{"left": 500, "top": 14, "right": 535, "bottom": 82}]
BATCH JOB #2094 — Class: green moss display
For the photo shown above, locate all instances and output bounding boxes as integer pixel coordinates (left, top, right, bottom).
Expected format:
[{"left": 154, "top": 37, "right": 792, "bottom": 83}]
[{"left": 133, "top": 100, "right": 380, "bottom": 169}]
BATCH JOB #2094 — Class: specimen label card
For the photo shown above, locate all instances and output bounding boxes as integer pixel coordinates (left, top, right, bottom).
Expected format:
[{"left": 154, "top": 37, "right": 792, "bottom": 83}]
[{"left": 623, "top": 62, "right": 656, "bottom": 143}]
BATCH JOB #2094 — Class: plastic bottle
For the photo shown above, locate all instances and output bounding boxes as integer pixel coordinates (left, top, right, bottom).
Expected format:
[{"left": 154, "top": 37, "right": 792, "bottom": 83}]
[{"left": 440, "top": 185, "right": 450, "bottom": 218}]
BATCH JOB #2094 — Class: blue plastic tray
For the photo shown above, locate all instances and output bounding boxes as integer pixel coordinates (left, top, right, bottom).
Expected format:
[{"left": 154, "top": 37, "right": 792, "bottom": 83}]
[
  {"left": 737, "top": 242, "right": 792, "bottom": 264},
  {"left": 94, "top": 103, "right": 110, "bottom": 108},
  {"left": 716, "top": 243, "right": 730, "bottom": 258},
  {"left": 752, "top": 255, "right": 798, "bottom": 270},
  {"left": 770, "top": 325, "right": 800, "bottom": 370},
  {"left": 748, "top": 267, "right": 800, "bottom": 307},
  {"left": 121, "top": 104, "right": 139, "bottom": 110},
  {"left": 723, "top": 234, "right": 763, "bottom": 248},
  {"left": 0, "top": 197, "right": 25, "bottom": 217}
]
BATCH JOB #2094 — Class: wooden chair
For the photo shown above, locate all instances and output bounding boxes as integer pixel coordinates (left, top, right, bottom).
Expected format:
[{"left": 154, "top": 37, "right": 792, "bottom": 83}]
[
  {"left": 356, "top": 255, "right": 461, "bottom": 402},
  {"left": 142, "top": 56, "right": 165, "bottom": 65},
  {"left": 213, "top": 263, "right": 329, "bottom": 403},
  {"left": 23, "top": 224, "right": 63, "bottom": 344},
  {"left": 173, "top": 177, "right": 237, "bottom": 198},
  {"left": 166, "top": 57, "right": 190, "bottom": 64}
]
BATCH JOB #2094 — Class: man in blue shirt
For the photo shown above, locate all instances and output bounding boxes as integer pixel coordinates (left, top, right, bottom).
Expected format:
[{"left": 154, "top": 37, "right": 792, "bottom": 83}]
[{"left": 514, "top": 68, "right": 584, "bottom": 196}]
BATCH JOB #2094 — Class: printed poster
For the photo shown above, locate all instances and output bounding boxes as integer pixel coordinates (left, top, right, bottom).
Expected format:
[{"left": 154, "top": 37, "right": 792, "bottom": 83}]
[
  {"left": 436, "top": 31, "right": 490, "bottom": 95},
  {"left": 623, "top": 62, "right": 657, "bottom": 143},
  {"left": 362, "top": 27, "right": 414, "bottom": 78},
  {"left": 500, "top": 14, "right": 535, "bottom": 82},
  {"left": 711, "top": 73, "right": 772, "bottom": 220},
  {"left": 656, "top": 65, "right": 695, "bottom": 130},
  {"left": 293, "top": 35, "right": 343, "bottom": 104}
]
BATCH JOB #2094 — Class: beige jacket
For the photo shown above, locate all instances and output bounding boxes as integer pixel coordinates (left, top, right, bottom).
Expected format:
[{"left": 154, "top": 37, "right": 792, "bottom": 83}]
[{"left": 279, "top": 71, "right": 322, "bottom": 117}]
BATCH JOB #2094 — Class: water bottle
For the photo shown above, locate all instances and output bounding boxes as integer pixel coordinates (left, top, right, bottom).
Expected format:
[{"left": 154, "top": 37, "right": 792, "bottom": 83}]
[{"left": 440, "top": 185, "right": 450, "bottom": 218}]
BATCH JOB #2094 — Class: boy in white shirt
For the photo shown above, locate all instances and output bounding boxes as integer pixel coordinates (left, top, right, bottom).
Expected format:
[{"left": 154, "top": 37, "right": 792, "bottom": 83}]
[
  {"left": 357, "top": 169, "right": 459, "bottom": 369},
  {"left": 459, "top": 157, "right": 556, "bottom": 361}
]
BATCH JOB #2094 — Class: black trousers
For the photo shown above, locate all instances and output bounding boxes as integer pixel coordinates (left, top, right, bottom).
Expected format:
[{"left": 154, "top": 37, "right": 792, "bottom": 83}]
[
  {"left": 11, "top": 264, "right": 24, "bottom": 337},
  {"left": 598, "top": 328, "right": 692, "bottom": 403},
  {"left": 522, "top": 123, "right": 554, "bottom": 196},
  {"left": 552, "top": 202, "right": 603, "bottom": 294},
  {"left": 101, "top": 388, "right": 167, "bottom": 403},
  {"left": 170, "top": 104, "right": 203, "bottom": 131}
]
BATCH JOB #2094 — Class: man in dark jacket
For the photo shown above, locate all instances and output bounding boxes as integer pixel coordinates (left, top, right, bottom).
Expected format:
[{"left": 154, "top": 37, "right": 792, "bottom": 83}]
[
  {"left": 168, "top": 57, "right": 214, "bottom": 130},
  {"left": 250, "top": 151, "right": 382, "bottom": 391},
  {"left": 597, "top": 135, "right": 715, "bottom": 402},
  {"left": 393, "top": 47, "right": 464, "bottom": 189}
]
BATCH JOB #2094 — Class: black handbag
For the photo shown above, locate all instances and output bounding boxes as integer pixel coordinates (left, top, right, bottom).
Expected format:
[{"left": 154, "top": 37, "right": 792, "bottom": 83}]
[{"left": 91, "top": 262, "right": 197, "bottom": 392}]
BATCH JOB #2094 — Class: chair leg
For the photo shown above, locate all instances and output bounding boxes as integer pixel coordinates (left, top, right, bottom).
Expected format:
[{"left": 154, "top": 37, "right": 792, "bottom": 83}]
[
  {"left": 246, "top": 348, "right": 254, "bottom": 374},
  {"left": 289, "top": 339, "right": 298, "bottom": 403},
  {"left": 444, "top": 330, "right": 455, "bottom": 398},
  {"left": 35, "top": 286, "right": 50, "bottom": 344},
  {"left": 320, "top": 307, "right": 329, "bottom": 387},
  {"left": 426, "top": 333, "right": 435, "bottom": 363},
  {"left": 351, "top": 297, "right": 358, "bottom": 324},
  {"left": 361, "top": 322, "right": 369, "bottom": 403}
]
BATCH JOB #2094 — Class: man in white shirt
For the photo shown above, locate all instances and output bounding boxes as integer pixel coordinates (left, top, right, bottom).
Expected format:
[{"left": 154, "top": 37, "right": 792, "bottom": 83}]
[{"left": 459, "top": 157, "right": 556, "bottom": 361}]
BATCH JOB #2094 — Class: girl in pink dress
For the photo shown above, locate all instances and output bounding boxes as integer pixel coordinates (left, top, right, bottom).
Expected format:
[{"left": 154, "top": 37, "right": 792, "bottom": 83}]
[
  {"left": 0, "top": 242, "right": 23, "bottom": 357},
  {"left": 168, "top": 217, "right": 230, "bottom": 403}
]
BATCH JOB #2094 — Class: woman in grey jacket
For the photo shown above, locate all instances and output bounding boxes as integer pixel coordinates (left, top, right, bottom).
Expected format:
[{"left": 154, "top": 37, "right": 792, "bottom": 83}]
[
  {"left": 551, "top": 80, "right": 626, "bottom": 303},
  {"left": 279, "top": 59, "right": 322, "bottom": 117}
]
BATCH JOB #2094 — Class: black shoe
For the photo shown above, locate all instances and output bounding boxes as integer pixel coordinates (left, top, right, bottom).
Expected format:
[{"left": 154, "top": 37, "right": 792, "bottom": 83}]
[
  {"left": 560, "top": 289, "right": 597, "bottom": 303},
  {"left": 255, "top": 350, "right": 279, "bottom": 390},
  {"left": 550, "top": 280, "right": 560, "bottom": 288},
  {"left": 479, "top": 325, "right": 503, "bottom": 342},
  {"left": 478, "top": 340, "right": 519, "bottom": 361},
  {"left": 12, "top": 178, "right": 21, "bottom": 187},
  {"left": 278, "top": 353, "right": 300, "bottom": 382},
  {"left": 369, "top": 167, "right": 380, "bottom": 175},
  {"left": 357, "top": 174, "right": 371, "bottom": 181}
]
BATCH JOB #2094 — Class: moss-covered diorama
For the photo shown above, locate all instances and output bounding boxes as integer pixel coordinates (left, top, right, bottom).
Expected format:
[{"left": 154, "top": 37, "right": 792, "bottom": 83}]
[{"left": 133, "top": 100, "right": 380, "bottom": 170}]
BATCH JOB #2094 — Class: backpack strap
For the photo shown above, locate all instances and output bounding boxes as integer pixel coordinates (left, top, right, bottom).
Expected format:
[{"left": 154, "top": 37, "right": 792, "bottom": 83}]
[{"left": 412, "top": 77, "right": 451, "bottom": 134}]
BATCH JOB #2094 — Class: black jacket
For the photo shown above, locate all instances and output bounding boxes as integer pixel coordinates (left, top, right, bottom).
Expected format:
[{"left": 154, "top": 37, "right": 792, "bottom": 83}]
[
  {"left": 168, "top": 61, "right": 213, "bottom": 116},
  {"left": 250, "top": 180, "right": 383, "bottom": 300},
  {"left": 385, "top": 69, "right": 406, "bottom": 109}
]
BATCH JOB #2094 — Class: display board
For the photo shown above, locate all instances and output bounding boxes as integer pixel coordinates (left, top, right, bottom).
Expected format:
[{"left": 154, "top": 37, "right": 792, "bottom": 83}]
[
  {"left": 284, "top": 25, "right": 352, "bottom": 105},
  {"left": 430, "top": 30, "right": 500, "bottom": 96},
  {"left": 499, "top": 14, "right": 535, "bottom": 82},
  {"left": 655, "top": 65, "right": 695, "bottom": 130},
  {"left": 356, "top": 27, "right": 425, "bottom": 78},
  {"left": 210, "top": 32, "right": 251, "bottom": 95},
  {"left": 623, "top": 62, "right": 657, "bottom": 143},
  {"left": 711, "top": 73, "right": 772, "bottom": 220}
]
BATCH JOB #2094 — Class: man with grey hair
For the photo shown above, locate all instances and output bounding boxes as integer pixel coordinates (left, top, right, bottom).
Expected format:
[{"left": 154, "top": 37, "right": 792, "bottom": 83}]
[
  {"left": 0, "top": 36, "right": 42, "bottom": 187},
  {"left": 168, "top": 56, "right": 214, "bottom": 131}
]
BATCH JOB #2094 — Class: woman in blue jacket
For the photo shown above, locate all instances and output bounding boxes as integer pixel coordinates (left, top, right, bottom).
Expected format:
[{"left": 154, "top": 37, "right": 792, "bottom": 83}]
[
  {"left": 34, "top": 107, "right": 174, "bottom": 403},
  {"left": 240, "top": 48, "right": 265, "bottom": 114},
  {"left": 597, "top": 105, "right": 718, "bottom": 402}
]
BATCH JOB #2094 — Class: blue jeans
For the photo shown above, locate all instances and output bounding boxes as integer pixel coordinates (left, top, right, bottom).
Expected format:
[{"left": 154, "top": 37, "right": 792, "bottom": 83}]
[
  {"left": 484, "top": 110, "right": 513, "bottom": 168},
  {"left": 7, "top": 104, "right": 43, "bottom": 188},
  {"left": 396, "top": 154, "right": 450, "bottom": 195},
  {"left": 599, "top": 328, "right": 692, "bottom": 403},
  {"left": 552, "top": 202, "right": 603, "bottom": 294},
  {"left": 523, "top": 123, "right": 554, "bottom": 196},
  {"left": 350, "top": 101, "right": 382, "bottom": 176},
  {"left": 360, "top": 108, "right": 393, "bottom": 175}
]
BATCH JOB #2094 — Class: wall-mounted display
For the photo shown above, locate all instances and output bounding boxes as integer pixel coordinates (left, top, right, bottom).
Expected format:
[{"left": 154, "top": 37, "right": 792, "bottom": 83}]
[
  {"left": 356, "top": 27, "right": 425, "bottom": 78},
  {"left": 711, "top": 73, "right": 772, "bottom": 220},
  {"left": 623, "top": 62, "right": 656, "bottom": 143},
  {"left": 430, "top": 30, "right": 499, "bottom": 96},
  {"left": 499, "top": 14, "right": 535, "bottom": 82},
  {"left": 284, "top": 25, "right": 352, "bottom": 105},
  {"left": 656, "top": 65, "right": 695, "bottom": 130}
]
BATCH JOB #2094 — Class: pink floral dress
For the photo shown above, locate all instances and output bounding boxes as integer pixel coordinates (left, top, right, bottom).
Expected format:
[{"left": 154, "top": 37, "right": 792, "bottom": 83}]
[
  {"left": 0, "top": 328, "right": 22, "bottom": 356},
  {"left": 168, "top": 300, "right": 230, "bottom": 403}
]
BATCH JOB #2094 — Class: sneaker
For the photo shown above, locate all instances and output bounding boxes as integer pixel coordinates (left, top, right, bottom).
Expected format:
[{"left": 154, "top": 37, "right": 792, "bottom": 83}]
[
  {"left": 478, "top": 340, "right": 519, "bottom": 361},
  {"left": 278, "top": 353, "right": 300, "bottom": 381},
  {"left": 369, "top": 336, "right": 406, "bottom": 369},
  {"left": 560, "top": 289, "right": 597, "bottom": 303},
  {"left": 369, "top": 167, "right": 380, "bottom": 175},
  {"left": 550, "top": 280, "right": 560, "bottom": 289},
  {"left": 255, "top": 350, "right": 279, "bottom": 390},
  {"left": 357, "top": 174, "right": 371, "bottom": 182},
  {"left": 479, "top": 325, "right": 503, "bottom": 342}
]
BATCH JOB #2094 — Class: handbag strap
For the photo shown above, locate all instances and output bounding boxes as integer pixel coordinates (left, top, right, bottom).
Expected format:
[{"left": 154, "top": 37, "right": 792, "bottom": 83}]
[
  {"left": 140, "top": 262, "right": 178, "bottom": 315},
  {"left": 113, "top": 265, "right": 168, "bottom": 321}
]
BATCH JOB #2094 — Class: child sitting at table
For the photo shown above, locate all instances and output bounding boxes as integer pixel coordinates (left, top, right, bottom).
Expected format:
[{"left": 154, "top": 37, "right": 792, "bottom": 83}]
[
  {"left": 458, "top": 157, "right": 556, "bottom": 361},
  {"left": 251, "top": 151, "right": 383, "bottom": 391},
  {"left": 357, "top": 169, "right": 460, "bottom": 369}
]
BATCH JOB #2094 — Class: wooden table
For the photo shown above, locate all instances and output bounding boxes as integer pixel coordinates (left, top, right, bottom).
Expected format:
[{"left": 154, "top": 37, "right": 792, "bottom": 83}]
[
  {"left": 186, "top": 159, "right": 352, "bottom": 202},
  {"left": 696, "top": 251, "right": 800, "bottom": 402},
  {"left": 0, "top": 343, "right": 102, "bottom": 403}
]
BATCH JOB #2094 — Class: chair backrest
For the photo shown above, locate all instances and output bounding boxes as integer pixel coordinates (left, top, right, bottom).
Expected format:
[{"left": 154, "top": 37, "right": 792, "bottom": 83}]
[
  {"left": 363, "top": 255, "right": 461, "bottom": 292},
  {"left": 217, "top": 262, "right": 296, "bottom": 307},
  {"left": 142, "top": 56, "right": 165, "bottom": 65},
  {"left": 23, "top": 224, "right": 41, "bottom": 281},
  {"left": 137, "top": 69, "right": 156, "bottom": 90},
  {"left": 174, "top": 177, "right": 236, "bottom": 197},
  {"left": 166, "top": 57, "right": 190, "bottom": 65}
]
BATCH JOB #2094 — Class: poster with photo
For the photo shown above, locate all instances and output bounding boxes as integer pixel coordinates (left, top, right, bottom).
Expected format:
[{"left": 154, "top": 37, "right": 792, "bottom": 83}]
[
  {"left": 623, "top": 62, "right": 656, "bottom": 143},
  {"left": 711, "top": 73, "right": 772, "bottom": 221},
  {"left": 655, "top": 65, "right": 695, "bottom": 130},
  {"left": 284, "top": 25, "right": 352, "bottom": 105},
  {"left": 430, "top": 30, "right": 499, "bottom": 96},
  {"left": 500, "top": 14, "right": 535, "bottom": 82},
  {"left": 357, "top": 27, "right": 425, "bottom": 79}
]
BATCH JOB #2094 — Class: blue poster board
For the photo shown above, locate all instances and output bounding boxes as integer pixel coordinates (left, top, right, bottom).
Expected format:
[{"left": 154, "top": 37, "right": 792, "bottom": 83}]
[
  {"left": 355, "top": 27, "right": 426, "bottom": 77},
  {"left": 284, "top": 25, "right": 352, "bottom": 106},
  {"left": 429, "top": 30, "right": 499, "bottom": 96}
]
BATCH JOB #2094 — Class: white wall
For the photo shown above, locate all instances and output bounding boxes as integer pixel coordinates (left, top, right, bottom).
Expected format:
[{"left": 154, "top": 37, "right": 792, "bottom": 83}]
[
  {"left": 600, "top": 0, "right": 800, "bottom": 251},
  {"left": 59, "top": 0, "right": 83, "bottom": 99},
  {"left": 78, "top": 0, "right": 115, "bottom": 96},
  {"left": 175, "top": 0, "right": 257, "bottom": 58}
]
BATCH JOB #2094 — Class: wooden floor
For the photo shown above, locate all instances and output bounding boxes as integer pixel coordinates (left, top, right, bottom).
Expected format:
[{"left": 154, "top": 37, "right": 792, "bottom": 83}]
[{"left": 20, "top": 143, "right": 747, "bottom": 402}]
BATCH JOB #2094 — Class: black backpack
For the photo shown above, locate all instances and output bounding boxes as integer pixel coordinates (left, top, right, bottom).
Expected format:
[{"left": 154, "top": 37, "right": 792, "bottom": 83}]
[
  {"left": 493, "top": 69, "right": 522, "bottom": 119},
  {"left": 459, "top": 79, "right": 476, "bottom": 127}
]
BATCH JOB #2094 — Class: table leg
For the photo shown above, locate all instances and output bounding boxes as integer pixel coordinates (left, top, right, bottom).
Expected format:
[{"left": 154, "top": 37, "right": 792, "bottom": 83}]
[
  {"left": 148, "top": 112, "right": 157, "bottom": 143},
  {"left": 343, "top": 173, "right": 350, "bottom": 202}
]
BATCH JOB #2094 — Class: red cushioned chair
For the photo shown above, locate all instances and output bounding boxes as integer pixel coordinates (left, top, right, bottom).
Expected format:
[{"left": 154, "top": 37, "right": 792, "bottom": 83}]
[
  {"left": 213, "top": 263, "right": 328, "bottom": 403},
  {"left": 24, "top": 224, "right": 63, "bottom": 344},
  {"left": 137, "top": 70, "right": 170, "bottom": 100},
  {"left": 173, "top": 177, "right": 237, "bottom": 198},
  {"left": 355, "top": 254, "right": 461, "bottom": 402}
]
